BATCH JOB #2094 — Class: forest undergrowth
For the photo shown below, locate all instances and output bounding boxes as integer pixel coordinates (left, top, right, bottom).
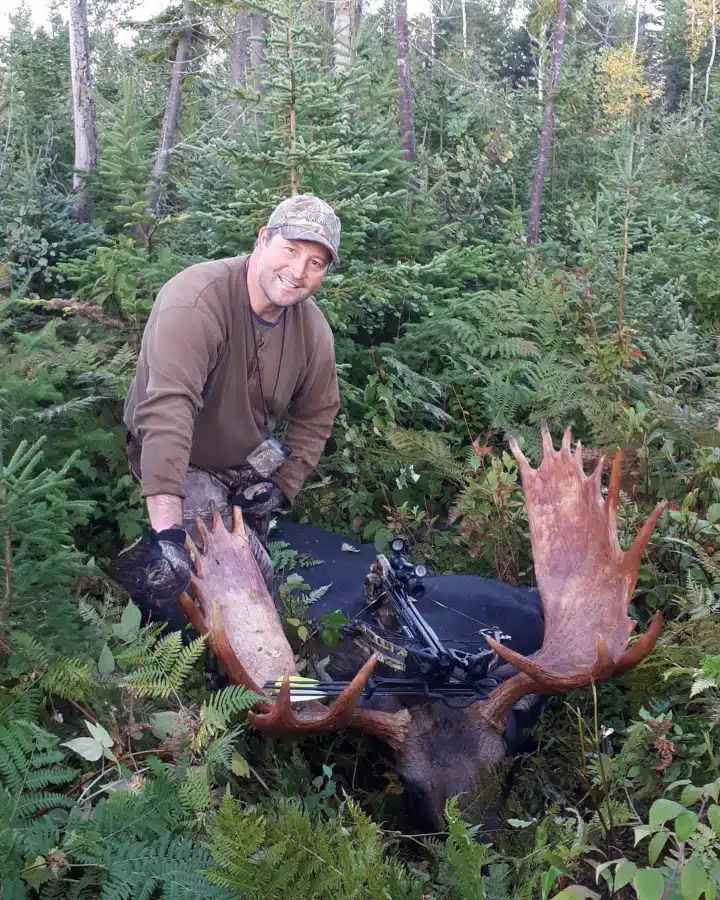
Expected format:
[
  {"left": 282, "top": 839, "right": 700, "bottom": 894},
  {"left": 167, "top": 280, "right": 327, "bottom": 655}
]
[{"left": 3, "top": 0, "right": 720, "bottom": 896}]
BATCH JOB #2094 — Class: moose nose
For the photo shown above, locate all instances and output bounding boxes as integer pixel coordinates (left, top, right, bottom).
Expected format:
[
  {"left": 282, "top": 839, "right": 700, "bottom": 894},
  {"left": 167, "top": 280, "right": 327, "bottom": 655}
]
[{"left": 399, "top": 779, "right": 445, "bottom": 834}]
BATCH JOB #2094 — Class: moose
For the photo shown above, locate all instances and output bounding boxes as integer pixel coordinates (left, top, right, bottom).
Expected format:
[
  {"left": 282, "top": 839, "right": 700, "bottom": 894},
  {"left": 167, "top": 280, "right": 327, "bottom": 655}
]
[{"left": 172, "top": 422, "right": 666, "bottom": 830}]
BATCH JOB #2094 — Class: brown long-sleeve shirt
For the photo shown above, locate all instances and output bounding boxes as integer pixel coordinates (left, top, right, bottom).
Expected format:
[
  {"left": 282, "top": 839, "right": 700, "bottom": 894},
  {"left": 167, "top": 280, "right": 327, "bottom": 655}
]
[{"left": 123, "top": 255, "right": 340, "bottom": 503}]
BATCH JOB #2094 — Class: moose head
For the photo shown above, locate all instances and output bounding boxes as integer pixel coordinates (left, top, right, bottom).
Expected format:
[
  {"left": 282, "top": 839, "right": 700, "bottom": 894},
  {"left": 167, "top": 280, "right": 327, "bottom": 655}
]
[{"left": 177, "top": 423, "right": 667, "bottom": 829}]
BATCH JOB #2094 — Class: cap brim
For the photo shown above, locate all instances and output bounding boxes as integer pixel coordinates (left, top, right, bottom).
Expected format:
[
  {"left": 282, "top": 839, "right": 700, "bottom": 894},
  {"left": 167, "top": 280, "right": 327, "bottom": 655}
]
[{"left": 279, "top": 226, "right": 339, "bottom": 265}]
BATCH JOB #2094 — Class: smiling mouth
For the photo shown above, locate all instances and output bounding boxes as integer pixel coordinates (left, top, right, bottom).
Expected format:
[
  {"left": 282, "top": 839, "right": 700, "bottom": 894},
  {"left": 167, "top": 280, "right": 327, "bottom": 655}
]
[{"left": 278, "top": 275, "right": 301, "bottom": 289}]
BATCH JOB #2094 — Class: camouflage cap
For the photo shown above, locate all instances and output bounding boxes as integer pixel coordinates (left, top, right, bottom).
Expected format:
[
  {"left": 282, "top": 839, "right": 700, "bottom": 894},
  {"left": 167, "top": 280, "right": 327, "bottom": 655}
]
[{"left": 267, "top": 194, "right": 341, "bottom": 265}]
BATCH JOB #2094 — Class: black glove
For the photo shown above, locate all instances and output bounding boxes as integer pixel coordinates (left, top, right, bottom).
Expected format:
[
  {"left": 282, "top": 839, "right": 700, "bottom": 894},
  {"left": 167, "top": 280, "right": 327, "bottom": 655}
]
[
  {"left": 229, "top": 481, "right": 289, "bottom": 519},
  {"left": 109, "top": 526, "right": 192, "bottom": 608}
]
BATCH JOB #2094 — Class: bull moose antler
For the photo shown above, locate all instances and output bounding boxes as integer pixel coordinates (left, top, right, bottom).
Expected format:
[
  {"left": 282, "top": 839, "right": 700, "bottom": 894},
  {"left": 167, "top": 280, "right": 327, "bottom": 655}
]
[
  {"left": 178, "top": 506, "right": 410, "bottom": 750},
  {"left": 178, "top": 421, "right": 665, "bottom": 760},
  {"left": 476, "top": 420, "right": 666, "bottom": 732}
]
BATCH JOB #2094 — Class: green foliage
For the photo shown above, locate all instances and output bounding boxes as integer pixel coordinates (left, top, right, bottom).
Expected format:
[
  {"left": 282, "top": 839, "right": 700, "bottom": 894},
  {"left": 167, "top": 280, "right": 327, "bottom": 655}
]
[
  {"left": 207, "top": 792, "right": 423, "bottom": 899},
  {"left": 0, "top": 721, "right": 78, "bottom": 892},
  {"left": 117, "top": 631, "right": 208, "bottom": 699},
  {"left": 0, "top": 152, "right": 103, "bottom": 296},
  {"left": 0, "top": 432, "right": 96, "bottom": 651}
]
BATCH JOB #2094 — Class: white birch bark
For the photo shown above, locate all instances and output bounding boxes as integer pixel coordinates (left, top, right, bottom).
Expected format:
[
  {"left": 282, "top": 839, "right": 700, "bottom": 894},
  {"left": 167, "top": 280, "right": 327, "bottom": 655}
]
[
  {"left": 334, "top": 0, "right": 352, "bottom": 71},
  {"left": 248, "top": 12, "right": 268, "bottom": 96},
  {"left": 706, "top": 0, "right": 717, "bottom": 101},
  {"left": 68, "top": 0, "right": 98, "bottom": 223}
]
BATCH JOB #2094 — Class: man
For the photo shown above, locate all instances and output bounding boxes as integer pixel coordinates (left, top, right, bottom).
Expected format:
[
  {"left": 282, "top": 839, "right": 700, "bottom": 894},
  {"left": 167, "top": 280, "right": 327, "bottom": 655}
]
[{"left": 110, "top": 194, "right": 342, "bottom": 620}]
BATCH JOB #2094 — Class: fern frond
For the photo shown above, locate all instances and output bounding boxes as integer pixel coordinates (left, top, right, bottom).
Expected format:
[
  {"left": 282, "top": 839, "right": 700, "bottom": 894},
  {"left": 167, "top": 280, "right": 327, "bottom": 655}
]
[
  {"left": 385, "top": 426, "right": 466, "bottom": 484},
  {"left": 41, "top": 658, "right": 96, "bottom": 701},
  {"left": 0, "top": 722, "right": 77, "bottom": 824},
  {"left": 122, "top": 633, "right": 207, "bottom": 698}
]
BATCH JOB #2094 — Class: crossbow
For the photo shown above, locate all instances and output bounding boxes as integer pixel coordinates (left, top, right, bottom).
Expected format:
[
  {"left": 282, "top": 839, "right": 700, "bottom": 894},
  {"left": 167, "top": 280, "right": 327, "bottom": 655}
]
[{"left": 264, "top": 537, "right": 512, "bottom": 708}]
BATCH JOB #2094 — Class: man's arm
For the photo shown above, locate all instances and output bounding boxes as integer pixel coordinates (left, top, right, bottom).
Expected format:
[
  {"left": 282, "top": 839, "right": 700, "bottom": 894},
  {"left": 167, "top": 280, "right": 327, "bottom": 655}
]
[
  {"left": 146, "top": 494, "right": 184, "bottom": 532},
  {"left": 272, "top": 324, "right": 341, "bottom": 503},
  {"left": 132, "top": 302, "right": 223, "bottom": 500}
]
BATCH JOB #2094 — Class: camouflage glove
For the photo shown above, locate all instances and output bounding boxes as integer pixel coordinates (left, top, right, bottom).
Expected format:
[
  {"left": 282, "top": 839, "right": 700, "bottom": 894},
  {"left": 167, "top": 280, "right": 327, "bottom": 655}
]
[
  {"left": 109, "top": 526, "right": 192, "bottom": 608},
  {"left": 231, "top": 481, "right": 289, "bottom": 519}
]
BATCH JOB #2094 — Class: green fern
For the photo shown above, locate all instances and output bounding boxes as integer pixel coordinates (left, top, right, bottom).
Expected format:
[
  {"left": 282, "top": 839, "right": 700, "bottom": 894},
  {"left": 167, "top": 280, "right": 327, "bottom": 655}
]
[
  {"left": 0, "top": 722, "right": 77, "bottom": 813},
  {"left": 179, "top": 764, "right": 213, "bottom": 824},
  {"left": 118, "top": 631, "right": 207, "bottom": 699},
  {"left": 200, "top": 685, "right": 262, "bottom": 734},
  {"left": 4, "top": 632, "right": 96, "bottom": 703},
  {"left": 206, "top": 793, "right": 421, "bottom": 899},
  {"left": 0, "top": 721, "right": 78, "bottom": 887},
  {"left": 385, "top": 426, "right": 466, "bottom": 484},
  {"left": 441, "top": 797, "right": 494, "bottom": 899},
  {"left": 52, "top": 757, "right": 231, "bottom": 899}
]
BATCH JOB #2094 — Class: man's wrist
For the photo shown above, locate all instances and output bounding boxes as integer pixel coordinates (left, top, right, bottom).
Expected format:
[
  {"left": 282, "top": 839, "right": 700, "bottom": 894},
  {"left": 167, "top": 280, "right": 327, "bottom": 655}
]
[{"left": 146, "top": 493, "right": 184, "bottom": 532}]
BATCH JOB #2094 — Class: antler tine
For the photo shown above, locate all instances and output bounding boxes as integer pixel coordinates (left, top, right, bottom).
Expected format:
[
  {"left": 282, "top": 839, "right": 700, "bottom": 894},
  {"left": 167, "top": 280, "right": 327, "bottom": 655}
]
[
  {"left": 476, "top": 421, "right": 666, "bottom": 733},
  {"left": 247, "top": 653, "right": 410, "bottom": 750}
]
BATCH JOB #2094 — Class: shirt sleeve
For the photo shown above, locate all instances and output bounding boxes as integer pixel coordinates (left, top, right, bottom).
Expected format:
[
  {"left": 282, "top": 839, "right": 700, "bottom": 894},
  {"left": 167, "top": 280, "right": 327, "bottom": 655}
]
[
  {"left": 133, "top": 303, "right": 223, "bottom": 498},
  {"left": 273, "top": 325, "right": 341, "bottom": 503}
]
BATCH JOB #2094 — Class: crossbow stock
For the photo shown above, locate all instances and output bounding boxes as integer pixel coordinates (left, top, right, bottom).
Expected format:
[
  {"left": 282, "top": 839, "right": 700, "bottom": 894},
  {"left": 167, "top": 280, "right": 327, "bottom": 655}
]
[{"left": 263, "top": 537, "right": 512, "bottom": 708}]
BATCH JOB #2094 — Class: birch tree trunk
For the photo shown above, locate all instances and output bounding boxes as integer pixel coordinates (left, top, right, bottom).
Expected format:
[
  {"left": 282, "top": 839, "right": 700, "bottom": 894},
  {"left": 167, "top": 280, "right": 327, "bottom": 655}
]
[
  {"left": 334, "top": 0, "right": 352, "bottom": 71},
  {"left": 706, "top": 0, "right": 717, "bottom": 102},
  {"left": 68, "top": 0, "right": 98, "bottom": 223},
  {"left": 230, "top": 10, "right": 250, "bottom": 125},
  {"left": 430, "top": 0, "right": 435, "bottom": 60},
  {"left": 148, "top": 4, "right": 194, "bottom": 215},
  {"left": 461, "top": 0, "right": 468, "bottom": 56},
  {"left": 248, "top": 12, "right": 268, "bottom": 96},
  {"left": 689, "top": 58, "right": 695, "bottom": 106},
  {"left": 354, "top": 0, "right": 363, "bottom": 42},
  {"left": 527, "top": 0, "right": 567, "bottom": 246},
  {"left": 395, "top": 0, "right": 416, "bottom": 164}
]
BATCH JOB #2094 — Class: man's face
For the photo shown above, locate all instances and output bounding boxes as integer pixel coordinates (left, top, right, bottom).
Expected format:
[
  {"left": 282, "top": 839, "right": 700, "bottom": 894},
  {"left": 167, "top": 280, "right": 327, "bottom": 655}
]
[{"left": 255, "top": 227, "right": 331, "bottom": 311}]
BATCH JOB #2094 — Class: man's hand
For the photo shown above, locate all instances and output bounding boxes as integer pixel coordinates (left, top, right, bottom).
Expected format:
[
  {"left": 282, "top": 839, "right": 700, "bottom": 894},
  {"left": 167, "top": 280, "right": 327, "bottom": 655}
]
[
  {"left": 230, "top": 481, "right": 289, "bottom": 519},
  {"left": 109, "top": 526, "right": 192, "bottom": 608},
  {"left": 146, "top": 527, "right": 193, "bottom": 605}
]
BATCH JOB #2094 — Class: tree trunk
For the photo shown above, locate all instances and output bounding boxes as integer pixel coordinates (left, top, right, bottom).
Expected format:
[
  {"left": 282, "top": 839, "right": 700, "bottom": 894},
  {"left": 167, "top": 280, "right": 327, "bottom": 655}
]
[
  {"left": 461, "top": 0, "right": 468, "bottom": 56},
  {"left": 324, "top": 0, "right": 334, "bottom": 30},
  {"left": 248, "top": 13, "right": 268, "bottom": 97},
  {"left": 705, "top": 0, "right": 717, "bottom": 102},
  {"left": 395, "top": 0, "right": 416, "bottom": 164},
  {"left": 334, "top": 0, "right": 352, "bottom": 71},
  {"left": 689, "top": 58, "right": 695, "bottom": 106},
  {"left": 354, "top": 0, "right": 363, "bottom": 44},
  {"left": 287, "top": 2, "right": 297, "bottom": 194},
  {"left": 148, "top": 7, "right": 194, "bottom": 215},
  {"left": 68, "top": 0, "right": 98, "bottom": 223},
  {"left": 430, "top": 0, "right": 435, "bottom": 60},
  {"left": 231, "top": 10, "right": 250, "bottom": 125},
  {"left": 527, "top": 0, "right": 567, "bottom": 247}
]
